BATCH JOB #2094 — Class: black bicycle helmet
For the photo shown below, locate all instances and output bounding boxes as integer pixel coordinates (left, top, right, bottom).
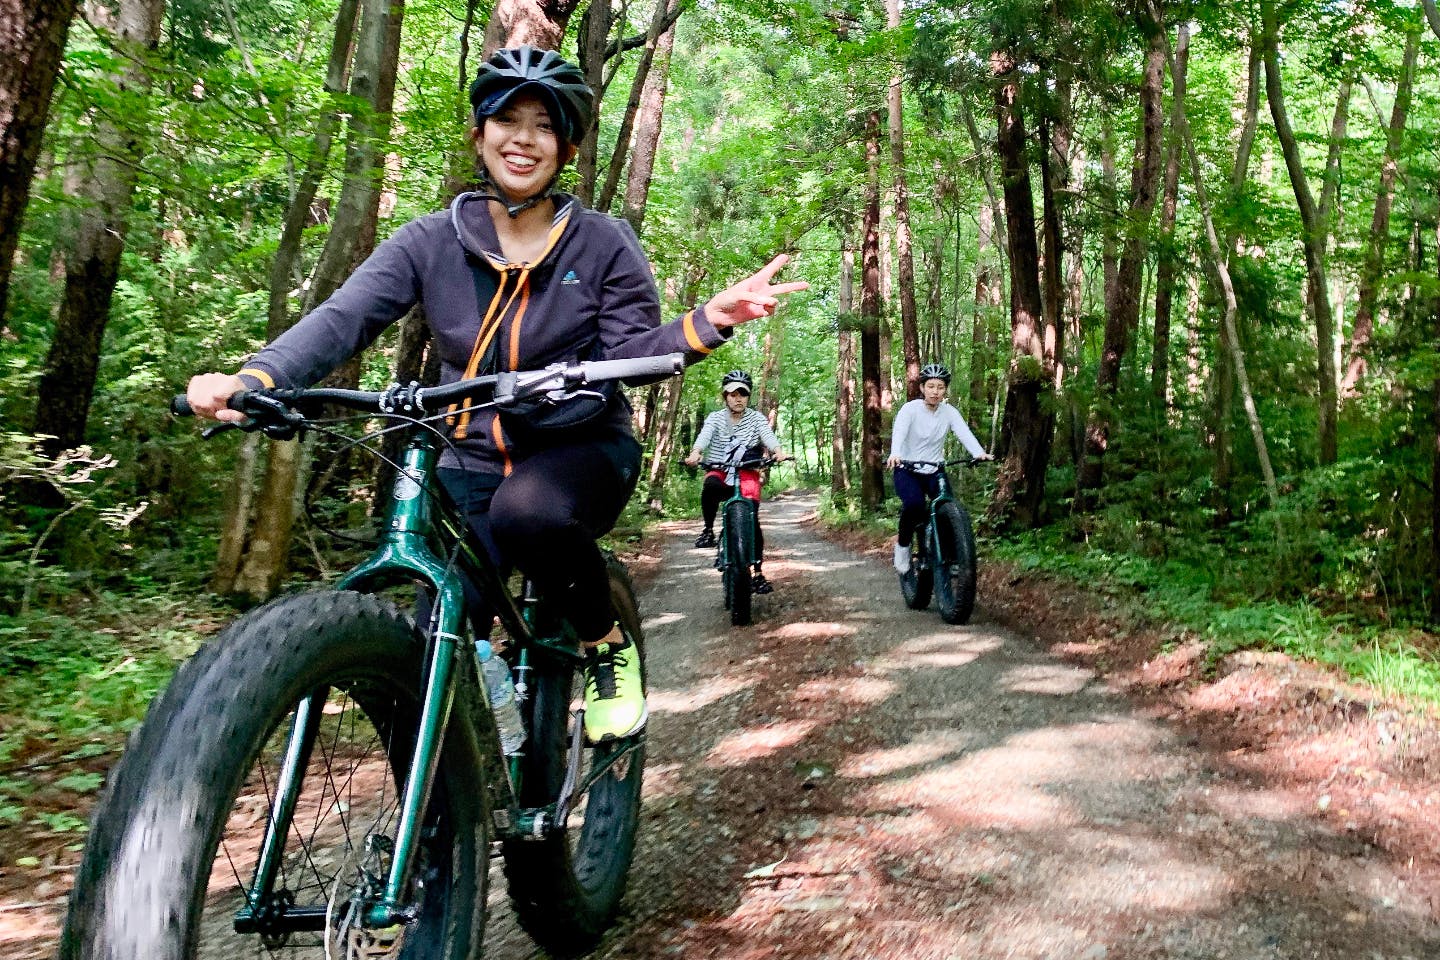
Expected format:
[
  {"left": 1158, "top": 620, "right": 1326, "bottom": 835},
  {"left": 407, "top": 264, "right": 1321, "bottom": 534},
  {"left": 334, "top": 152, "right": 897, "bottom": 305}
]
[
  {"left": 919, "top": 362, "right": 951, "bottom": 384},
  {"left": 469, "top": 46, "right": 594, "bottom": 146},
  {"left": 721, "top": 370, "right": 753, "bottom": 393}
]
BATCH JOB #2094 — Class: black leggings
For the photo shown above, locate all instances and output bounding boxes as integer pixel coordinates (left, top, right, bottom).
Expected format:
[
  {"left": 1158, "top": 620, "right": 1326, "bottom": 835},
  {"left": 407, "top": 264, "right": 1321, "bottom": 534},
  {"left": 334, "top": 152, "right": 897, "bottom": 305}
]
[
  {"left": 439, "top": 434, "right": 640, "bottom": 644},
  {"left": 701, "top": 475, "right": 764, "bottom": 565}
]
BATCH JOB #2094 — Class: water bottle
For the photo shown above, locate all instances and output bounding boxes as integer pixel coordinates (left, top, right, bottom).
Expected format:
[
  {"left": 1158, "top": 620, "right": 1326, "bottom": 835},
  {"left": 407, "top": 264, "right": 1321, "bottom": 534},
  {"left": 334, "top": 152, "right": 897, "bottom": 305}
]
[{"left": 480, "top": 653, "right": 526, "bottom": 755}]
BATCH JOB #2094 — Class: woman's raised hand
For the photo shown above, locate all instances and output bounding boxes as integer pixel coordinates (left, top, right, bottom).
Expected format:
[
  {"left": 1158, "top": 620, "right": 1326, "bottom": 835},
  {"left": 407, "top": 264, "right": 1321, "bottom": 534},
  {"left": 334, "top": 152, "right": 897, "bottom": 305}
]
[{"left": 703, "top": 254, "right": 808, "bottom": 329}]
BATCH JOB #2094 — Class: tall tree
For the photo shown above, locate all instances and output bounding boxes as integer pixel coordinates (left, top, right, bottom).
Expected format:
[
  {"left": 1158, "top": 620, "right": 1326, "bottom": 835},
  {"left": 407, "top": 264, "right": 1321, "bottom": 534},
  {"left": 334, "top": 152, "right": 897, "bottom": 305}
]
[
  {"left": 1078, "top": 22, "right": 1165, "bottom": 500},
  {"left": 860, "top": 109, "right": 885, "bottom": 511},
  {"left": 833, "top": 222, "right": 857, "bottom": 501},
  {"left": 483, "top": 0, "right": 580, "bottom": 59},
  {"left": 0, "top": 0, "right": 79, "bottom": 327},
  {"left": 987, "top": 39, "right": 1052, "bottom": 528},
  {"left": 1150, "top": 22, "right": 1189, "bottom": 409},
  {"left": 1261, "top": 0, "right": 1338, "bottom": 463},
  {"left": 597, "top": 0, "right": 684, "bottom": 213},
  {"left": 32, "top": 0, "right": 165, "bottom": 457},
  {"left": 885, "top": 0, "right": 921, "bottom": 399},
  {"left": 1341, "top": 26, "right": 1419, "bottom": 396},
  {"left": 230, "top": 0, "right": 402, "bottom": 600},
  {"left": 620, "top": 1, "right": 680, "bottom": 229}
]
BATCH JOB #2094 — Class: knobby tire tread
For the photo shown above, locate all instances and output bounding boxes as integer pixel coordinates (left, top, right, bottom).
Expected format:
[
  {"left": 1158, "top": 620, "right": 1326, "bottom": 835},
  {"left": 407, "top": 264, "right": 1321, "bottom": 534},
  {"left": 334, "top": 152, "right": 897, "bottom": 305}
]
[
  {"left": 61, "top": 590, "right": 488, "bottom": 960},
  {"left": 934, "top": 501, "right": 977, "bottom": 625},
  {"left": 501, "top": 557, "right": 646, "bottom": 957},
  {"left": 724, "top": 500, "right": 753, "bottom": 627}
]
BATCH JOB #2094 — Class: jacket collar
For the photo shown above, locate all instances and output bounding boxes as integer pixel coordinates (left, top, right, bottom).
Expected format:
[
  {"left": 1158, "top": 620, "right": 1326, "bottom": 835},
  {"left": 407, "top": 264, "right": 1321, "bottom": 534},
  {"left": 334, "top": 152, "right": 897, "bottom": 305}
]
[{"left": 450, "top": 191, "right": 577, "bottom": 269}]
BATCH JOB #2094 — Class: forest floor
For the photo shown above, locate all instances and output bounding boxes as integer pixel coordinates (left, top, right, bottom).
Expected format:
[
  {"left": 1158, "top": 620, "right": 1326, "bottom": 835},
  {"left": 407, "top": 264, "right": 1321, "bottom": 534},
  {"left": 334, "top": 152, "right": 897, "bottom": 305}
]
[{"left": 3, "top": 490, "right": 1440, "bottom": 958}]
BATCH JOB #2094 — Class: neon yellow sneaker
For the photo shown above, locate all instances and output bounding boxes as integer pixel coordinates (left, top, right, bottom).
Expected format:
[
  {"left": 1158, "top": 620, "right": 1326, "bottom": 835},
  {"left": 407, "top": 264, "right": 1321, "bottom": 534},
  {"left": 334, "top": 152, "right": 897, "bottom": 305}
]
[{"left": 582, "top": 627, "right": 646, "bottom": 743}]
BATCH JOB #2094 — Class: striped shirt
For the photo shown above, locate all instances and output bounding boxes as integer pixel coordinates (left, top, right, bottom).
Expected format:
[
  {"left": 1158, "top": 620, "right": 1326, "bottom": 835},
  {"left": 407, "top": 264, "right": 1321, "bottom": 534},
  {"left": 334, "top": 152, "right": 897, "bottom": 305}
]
[{"left": 693, "top": 408, "right": 780, "bottom": 465}]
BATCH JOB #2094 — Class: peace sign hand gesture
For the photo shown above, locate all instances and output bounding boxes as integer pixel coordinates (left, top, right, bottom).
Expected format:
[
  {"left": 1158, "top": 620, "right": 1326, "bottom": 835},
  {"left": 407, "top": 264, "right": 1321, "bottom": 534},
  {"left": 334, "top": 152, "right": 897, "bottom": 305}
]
[{"left": 703, "top": 254, "right": 808, "bottom": 329}]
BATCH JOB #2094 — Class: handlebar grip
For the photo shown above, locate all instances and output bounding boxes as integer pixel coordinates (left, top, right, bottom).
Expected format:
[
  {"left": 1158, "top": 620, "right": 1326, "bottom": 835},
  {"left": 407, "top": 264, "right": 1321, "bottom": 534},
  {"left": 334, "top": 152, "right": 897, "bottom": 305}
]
[
  {"left": 171, "top": 394, "right": 194, "bottom": 417},
  {"left": 580, "top": 353, "right": 685, "bottom": 384}
]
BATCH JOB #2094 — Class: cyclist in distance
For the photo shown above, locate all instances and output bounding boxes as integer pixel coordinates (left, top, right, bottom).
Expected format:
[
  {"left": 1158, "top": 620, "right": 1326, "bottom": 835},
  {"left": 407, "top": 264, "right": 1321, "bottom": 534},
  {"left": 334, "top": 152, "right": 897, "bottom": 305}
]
[
  {"left": 885, "top": 363, "right": 992, "bottom": 574},
  {"left": 185, "top": 46, "right": 806, "bottom": 744},
  {"left": 683, "top": 370, "right": 791, "bottom": 594}
]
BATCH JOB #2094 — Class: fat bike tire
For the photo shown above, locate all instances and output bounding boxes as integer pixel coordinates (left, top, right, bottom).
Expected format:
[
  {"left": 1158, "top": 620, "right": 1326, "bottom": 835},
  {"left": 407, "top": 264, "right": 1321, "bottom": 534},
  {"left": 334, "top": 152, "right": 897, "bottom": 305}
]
[
  {"left": 502, "top": 557, "right": 646, "bottom": 957},
  {"left": 723, "top": 500, "right": 754, "bottom": 626},
  {"left": 933, "top": 501, "right": 978, "bottom": 625},
  {"left": 899, "top": 522, "right": 934, "bottom": 610},
  {"left": 60, "top": 590, "right": 489, "bottom": 960}
]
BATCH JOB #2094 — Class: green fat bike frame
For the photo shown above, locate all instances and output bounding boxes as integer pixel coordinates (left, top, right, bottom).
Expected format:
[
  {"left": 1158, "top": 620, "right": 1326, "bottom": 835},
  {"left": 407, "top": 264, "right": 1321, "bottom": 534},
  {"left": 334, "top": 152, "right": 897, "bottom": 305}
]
[{"left": 227, "top": 356, "right": 679, "bottom": 932}]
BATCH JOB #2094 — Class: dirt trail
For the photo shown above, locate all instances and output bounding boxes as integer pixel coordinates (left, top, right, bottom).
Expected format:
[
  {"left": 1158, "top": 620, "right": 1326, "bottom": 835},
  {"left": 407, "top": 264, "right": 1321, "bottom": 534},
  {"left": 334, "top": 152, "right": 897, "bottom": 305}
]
[
  {"left": 5, "top": 491, "right": 1438, "bottom": 958},
  {"left": 483, "top": 491, "right": 1438, "bottom": 959}
]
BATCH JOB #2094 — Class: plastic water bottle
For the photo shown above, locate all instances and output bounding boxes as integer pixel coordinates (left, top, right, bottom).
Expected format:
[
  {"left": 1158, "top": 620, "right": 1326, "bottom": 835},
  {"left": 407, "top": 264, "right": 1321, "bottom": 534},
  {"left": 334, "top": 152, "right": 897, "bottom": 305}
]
[{"left": 480, "top": 655, "right": 525, "bottom": 755}]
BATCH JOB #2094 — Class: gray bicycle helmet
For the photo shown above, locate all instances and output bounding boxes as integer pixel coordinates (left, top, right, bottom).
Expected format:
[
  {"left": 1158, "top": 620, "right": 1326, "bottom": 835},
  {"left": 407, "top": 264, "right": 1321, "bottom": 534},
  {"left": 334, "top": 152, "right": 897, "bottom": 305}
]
[
  {"left": 721, "top": 370, "right": 753, "bottom": 394},
  {"left": 919, "top": 362, "right": 951, "bottom": 385},
  {"left": 469, "top": 46, "right": 594, "bottom": 146}
]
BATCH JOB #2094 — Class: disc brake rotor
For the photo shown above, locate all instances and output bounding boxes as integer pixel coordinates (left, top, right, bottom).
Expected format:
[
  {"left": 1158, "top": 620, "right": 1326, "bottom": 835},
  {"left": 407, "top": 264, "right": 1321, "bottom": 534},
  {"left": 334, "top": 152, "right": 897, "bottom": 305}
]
[{"left": 324, "top": 835, "right": 408, "bottom": 960}]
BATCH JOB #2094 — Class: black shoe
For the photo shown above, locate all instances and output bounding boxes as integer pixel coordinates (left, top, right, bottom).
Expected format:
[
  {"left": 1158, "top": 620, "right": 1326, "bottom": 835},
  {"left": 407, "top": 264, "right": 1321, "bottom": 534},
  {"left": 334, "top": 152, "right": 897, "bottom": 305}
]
[
  {"left": 751, "top": 573, "right": 773, "bottom": 595},
  {"left": 694, "top": 530, "right": 717, "bottom": 548}
]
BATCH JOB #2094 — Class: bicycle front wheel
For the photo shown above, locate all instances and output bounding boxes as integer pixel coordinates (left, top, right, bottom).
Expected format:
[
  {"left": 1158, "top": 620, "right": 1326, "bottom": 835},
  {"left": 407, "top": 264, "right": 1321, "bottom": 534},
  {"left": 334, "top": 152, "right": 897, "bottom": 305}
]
[
  {"left": 503, "top": 556, "right": 646, "bottom": 956},
  {"left": 723, "top": 499, "right": 754, "bottom": 626},
  {"left": 932, "top": 501, "right": 977, "bottom": 625},
  {"left": 62, "top": 591, "right": 488, "bottom": 960}
]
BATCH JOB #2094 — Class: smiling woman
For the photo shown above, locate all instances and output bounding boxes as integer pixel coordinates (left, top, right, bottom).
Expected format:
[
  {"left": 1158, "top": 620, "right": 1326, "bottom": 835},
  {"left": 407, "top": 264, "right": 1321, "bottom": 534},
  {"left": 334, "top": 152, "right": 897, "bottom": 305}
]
[{"left": 183, "top": 45, "right": 806, "bottom": 747}]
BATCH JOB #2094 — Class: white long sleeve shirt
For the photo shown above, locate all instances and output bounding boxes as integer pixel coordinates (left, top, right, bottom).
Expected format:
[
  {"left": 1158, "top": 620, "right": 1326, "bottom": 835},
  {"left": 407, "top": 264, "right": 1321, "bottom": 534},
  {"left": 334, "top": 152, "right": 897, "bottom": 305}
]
[{"left": 889, "top": 399, "right": 986, "bottom": 472}]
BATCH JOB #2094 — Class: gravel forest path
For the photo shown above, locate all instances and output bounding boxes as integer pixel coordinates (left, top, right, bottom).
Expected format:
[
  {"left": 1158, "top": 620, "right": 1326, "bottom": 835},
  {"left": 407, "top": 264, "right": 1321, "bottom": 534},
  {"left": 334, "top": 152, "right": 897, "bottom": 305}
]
[
  {"left": 5, "top": 492, "right": 1438, "bottom": 959},
  {"left": 477, "top": 491, "right": 1438, "bottom": 960}
]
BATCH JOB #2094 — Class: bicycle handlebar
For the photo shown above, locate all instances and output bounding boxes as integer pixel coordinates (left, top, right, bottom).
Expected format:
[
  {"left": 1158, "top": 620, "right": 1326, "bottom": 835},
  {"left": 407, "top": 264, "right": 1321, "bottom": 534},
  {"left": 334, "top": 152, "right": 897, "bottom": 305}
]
[
  {"left": 896, "top": 458, "right": 989, "bottom": 471},
  {"left": 171, "top": 353, "right": 686, "bottom": 436},
  {"left": 699, "top": 456, "right": 781, "bottom": 472}
]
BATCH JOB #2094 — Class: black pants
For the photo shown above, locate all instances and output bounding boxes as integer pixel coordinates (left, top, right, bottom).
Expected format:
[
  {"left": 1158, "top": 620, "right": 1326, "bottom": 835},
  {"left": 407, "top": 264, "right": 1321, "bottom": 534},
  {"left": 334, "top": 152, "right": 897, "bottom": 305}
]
[
  {"left": 439, "top": 433, "right": 640, "bottom": 644},
  {"left": 893, "top": 467, "right": 942, "bottom": 548},
  {"left": 701, "top": 474, "right": 764, "bottom": 565}
]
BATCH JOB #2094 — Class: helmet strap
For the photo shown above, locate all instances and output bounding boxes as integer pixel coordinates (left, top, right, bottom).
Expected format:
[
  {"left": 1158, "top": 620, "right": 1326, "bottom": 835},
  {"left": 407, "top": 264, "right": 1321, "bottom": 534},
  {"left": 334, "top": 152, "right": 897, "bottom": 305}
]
[{"left": 476, "top": 167, "right": 559, "bottom": 219}]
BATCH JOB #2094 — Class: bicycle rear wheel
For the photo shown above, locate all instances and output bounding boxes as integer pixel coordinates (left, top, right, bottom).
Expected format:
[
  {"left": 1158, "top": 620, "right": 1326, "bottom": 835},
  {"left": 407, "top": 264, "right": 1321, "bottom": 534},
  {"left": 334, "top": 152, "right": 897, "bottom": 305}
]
[
  {"left": 61, "top": 591, "right": 488, "bottom": 960},
  {"left": 503, "top": 557, "right": 646, "bottom": 956},
  {"left": 899, "top": 520, "right": 934, "bottom": 610},
  {"left": 723, "top": 499, "right": 754, "bottom": 626},
  {"left": 933, "top": 501, "right": 977, "bottom": 625}
]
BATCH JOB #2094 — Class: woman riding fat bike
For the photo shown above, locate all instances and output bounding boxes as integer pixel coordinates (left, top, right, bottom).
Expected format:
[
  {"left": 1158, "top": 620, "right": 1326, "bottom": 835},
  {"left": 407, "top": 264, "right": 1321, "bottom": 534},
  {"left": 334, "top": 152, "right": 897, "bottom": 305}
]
[
  {"left": 65, "top": 355, "right": 683, "bottom": 959},
  {"left": 886, "top": 363, "right": 993, "bottom": 576},
  {"left": 683, "top": 370, "right": 791, "bottom": 595},
  {"left": 186, "top": 46, "right": 805, "bottom": 745}
]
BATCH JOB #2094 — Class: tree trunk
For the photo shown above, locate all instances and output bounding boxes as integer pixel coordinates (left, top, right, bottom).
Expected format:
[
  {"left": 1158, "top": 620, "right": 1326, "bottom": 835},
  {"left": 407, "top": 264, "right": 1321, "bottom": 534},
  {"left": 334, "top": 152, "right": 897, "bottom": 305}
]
[
  {"left": 1151, "top": 23, "right": 1190, "bottom": 410},
  {"left": 757, "top": 323, "right": 782, "bottom": 425},
  {"left": 598, "top": 0, "right": 683, "bottom": 214},
  {"left": 32, "top": 0, "right": 164, "bottom": 458},
  {"left": 213, "top": 0, "right": 359, "bottom": 593},
  {"left": 482, "top": 0, "right": 580, "bottom": 58},
  {"left": 1214, "top": 35, "right": 1262, "bottom": 519},
  {"left": 0, "top": 0, "right": 79, "bottom": 326},
  {"left": 860, "top": 109, "right": 885, "bottom": 512},
  {"left": 644, "top": 371, "right": 686, "bottom": 510},
  {"left": 1341, "top": 28, "right": 1419, "bottom": 396},
  {"left": 987, "top": 42, "right": 1052, "bottom": 529},
  {"left": 1261, "top": 0, "right": 1337, "bottom": 464},
  {"left": 1078, "top": 24, "right": 1165, "bottom": 501},
  {"left": 1038, "top": 116, "right": 1064, "bottom": 387},
  {"left": 1148, "top": 1, "right": 1278, "bottom": 508},
  {"left": 620, "top": 1, "right": 679, "bottom": 230},
  {"left": 833, "top": 224, "right": 856, "bottom": 501},
  {"left": 1100, "top": 117, "right": 1119, "bottom": 317},
  {"left": 234, "top": 0, "right": 401, "bottom": 601},
  {"left": 885, "top": 0, "right": 921, "bottom": 400},
  {"left": 573, "top": 0, "right": 611, "bottom": 204}
]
